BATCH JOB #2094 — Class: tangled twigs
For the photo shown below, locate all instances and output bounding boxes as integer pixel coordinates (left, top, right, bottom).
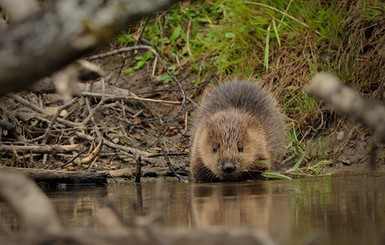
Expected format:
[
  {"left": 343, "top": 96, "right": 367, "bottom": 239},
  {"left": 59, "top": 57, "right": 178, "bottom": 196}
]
[
  {"left": 42, "top": 98, "right": 79, "bottom": 143},
  {"left": 75, "top": 132, "right": 156, "bottom": 164},
  {"left": 3, "top": 44, "right": 190, "bottom": 177},
  {"left": 88, "top": 45, "right": 196, "bottom": 147}
]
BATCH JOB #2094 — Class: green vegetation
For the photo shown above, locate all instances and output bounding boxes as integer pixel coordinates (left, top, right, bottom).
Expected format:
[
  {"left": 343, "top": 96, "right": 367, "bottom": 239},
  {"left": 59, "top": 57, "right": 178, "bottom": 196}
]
[{"left": 117, "top": 0, "right": 385, "bottom": 176}]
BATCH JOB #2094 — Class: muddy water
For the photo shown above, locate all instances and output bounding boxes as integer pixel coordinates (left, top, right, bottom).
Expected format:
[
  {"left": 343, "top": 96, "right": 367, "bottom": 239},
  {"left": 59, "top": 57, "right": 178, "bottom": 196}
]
[{"left": 2, "top": 174, "right": 385, "bottom": 244}]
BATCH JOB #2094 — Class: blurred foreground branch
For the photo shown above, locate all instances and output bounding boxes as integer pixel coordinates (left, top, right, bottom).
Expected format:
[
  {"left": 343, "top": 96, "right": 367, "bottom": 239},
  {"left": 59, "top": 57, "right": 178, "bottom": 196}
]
[
  {"left": 306, "top": 72, "right": 385, "bottom": 170},
  {"left": 0, "top": 171, "right": 62, "bottom": 233},
  {"left": 0, "top": 0, "right": 173, "bottom": 96},
  {"left": 306, "top": 72, "right": 385, "bottom": 143}
]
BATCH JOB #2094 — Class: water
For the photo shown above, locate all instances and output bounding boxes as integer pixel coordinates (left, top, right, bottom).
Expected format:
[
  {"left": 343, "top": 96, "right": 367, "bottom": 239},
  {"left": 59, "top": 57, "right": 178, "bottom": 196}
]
[{"left": 1, "top": 174, "right": 385, "bottom": 244}]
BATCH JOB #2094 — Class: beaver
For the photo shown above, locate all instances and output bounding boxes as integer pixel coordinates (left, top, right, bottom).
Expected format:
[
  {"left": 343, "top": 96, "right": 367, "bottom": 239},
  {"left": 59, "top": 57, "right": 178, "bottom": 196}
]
[{"left": 190, "top": 80, "right": 286, "bottom": 182}]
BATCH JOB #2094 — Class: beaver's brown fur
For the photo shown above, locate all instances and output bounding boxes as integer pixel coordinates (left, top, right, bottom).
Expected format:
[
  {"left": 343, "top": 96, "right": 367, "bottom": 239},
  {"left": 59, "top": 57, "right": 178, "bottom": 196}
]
[{"left": 190, "top": 80, "right": 286, "bottom": 182}]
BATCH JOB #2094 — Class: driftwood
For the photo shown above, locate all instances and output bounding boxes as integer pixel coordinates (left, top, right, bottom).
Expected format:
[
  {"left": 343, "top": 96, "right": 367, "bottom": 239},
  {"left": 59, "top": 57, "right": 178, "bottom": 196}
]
[
  {"left": 0, "top": 170, "right": 275, "bottom": 245},
  {"left": 0, "top": 167, "right": 108, "bottom": 186},
  {"left": 0, "top": 0, "right": 173, "bottom": 96}
]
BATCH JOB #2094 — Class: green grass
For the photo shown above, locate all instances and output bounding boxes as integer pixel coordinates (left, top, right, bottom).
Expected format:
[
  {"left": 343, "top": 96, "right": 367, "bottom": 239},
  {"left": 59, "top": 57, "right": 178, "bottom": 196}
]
[{"left": 115, "top": 0, "right": 385, "bottom": 175}]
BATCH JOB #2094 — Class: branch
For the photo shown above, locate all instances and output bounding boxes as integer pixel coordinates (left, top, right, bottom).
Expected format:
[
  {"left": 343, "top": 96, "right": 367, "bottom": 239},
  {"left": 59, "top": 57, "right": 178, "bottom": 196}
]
[
  {"left": 0, "top": 144, "right": 84, "bottom": 154},
  {"left": 0, "top": 0, "right": 39, "bottom": 22},
  {"left": 0, "top": 0, "right": 173, "bottom": 96},
  {"left": 306, "top": 72, "right": 385, "bottom": 143},
  {"left": 0, "top": 171, "right": 62, "bottom": 233}
]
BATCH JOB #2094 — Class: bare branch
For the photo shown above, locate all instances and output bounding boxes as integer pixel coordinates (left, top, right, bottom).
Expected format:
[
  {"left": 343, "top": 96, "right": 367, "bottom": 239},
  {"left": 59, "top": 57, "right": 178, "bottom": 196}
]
[{"left": 0, "top": 144, "right": 84, "bottom": 154}]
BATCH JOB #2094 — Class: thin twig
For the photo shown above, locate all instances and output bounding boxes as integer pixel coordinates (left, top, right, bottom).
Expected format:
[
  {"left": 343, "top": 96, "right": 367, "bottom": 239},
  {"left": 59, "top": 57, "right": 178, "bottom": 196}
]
[
  {"left": 62, "top": 148, "right": 89, "bottom": 167},
  {"left": 81, "top": 92, "right": 181, "bottom": 105},
  {"left": 8, "top": 93, "right": 44, "bottom": 114},
  {"left": 34, "top": 98, "right": 79, "bottom": 144},
  {"left": 135, "top": 155, "right": 142, "bottom": 185},
  {"left": 368, "top": 138, "right": 378, "bottom": 171},
  {"left": 147, "top": 152, "right": 188, "bottom": 158},
  {"left": 162, "top": 147, "right": 186, "bottom": 182},
  {"left": 0, "top": 144, "right": 84, "bottom": 154}
]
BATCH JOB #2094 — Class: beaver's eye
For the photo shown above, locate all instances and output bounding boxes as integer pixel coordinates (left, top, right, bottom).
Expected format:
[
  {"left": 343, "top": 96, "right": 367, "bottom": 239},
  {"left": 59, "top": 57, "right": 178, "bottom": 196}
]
[
  {"left": 212, "top": 144, "right": 219, "bottom": 153},
  {"left": 237, "top": 143, "right": 244, "bottom": 153}
]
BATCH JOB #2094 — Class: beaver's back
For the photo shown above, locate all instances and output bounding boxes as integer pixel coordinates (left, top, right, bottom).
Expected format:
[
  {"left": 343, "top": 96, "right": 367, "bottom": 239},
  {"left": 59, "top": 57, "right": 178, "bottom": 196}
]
[{"left": 194, "top": 80, "right": 286, "bottom": 162}]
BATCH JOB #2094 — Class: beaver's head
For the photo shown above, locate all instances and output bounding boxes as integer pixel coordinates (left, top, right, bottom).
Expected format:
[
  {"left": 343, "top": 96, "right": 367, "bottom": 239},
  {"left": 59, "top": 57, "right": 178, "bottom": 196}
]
[{"left": 197, "top": 109, "right": 271, "bottom": 181}]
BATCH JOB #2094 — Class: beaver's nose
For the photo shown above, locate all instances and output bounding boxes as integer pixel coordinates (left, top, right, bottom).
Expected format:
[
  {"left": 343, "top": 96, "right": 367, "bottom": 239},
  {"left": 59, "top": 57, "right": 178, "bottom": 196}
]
[{"left": 222, "top": 163, "right": 236, "bottom": 173}]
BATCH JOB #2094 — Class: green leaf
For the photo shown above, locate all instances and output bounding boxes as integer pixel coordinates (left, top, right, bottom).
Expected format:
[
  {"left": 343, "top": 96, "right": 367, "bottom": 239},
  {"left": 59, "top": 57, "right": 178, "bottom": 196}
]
[
  {"left": 272, "top": 18, "right": 281, "bottom": 47},
  {"left": 10, "top": 154, "right": 16, "bottom": 167},
  {"left": 225, "top": 32, "right": 236, "bottom": 39},
  {"left": 170, "top": 26, "right": 182, "bottom": 42},
  {"left": 159, "top": 37, "right": 171, "bottom": 44},
  {"left": 264, "top": 24, "right": 271, "bottom": 73},
  {"left": 262, "top": 171, "right": 292, "bottom": 180},
  {"left": 156, "top": 73, "right": 173, "bottom": 84}
]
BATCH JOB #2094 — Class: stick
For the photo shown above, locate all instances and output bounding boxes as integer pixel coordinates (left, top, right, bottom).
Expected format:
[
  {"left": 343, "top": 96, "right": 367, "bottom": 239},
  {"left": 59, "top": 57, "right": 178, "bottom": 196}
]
[
  {"left": 135, "top": 155, "right": 142, "bottom": 185},
  {"left": 0, "top": 144, "right": 84, "bottom": 154},
  {"left": 162, "top": 147, "right": 186, "bottom": 182}
]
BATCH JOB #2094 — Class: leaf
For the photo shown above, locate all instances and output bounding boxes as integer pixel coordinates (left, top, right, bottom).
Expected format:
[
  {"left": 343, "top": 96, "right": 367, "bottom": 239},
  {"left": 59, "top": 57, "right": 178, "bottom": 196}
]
[
  {"left": 30, "top": 119, "right": 39, "bottom": 128},
  {"left": 262, "top": 170, "right": 291, "bottom": 180},
  {"left": 142, "top": 51, "right": 154, "bottom": 61},
  {"left": 272, "top": 18, "right": 281, "bottom": 47},
  {"left": 264, "top": 24, "right": 271, "bottom": 73},
  {"left": 170, "top": 26, "right": 182, "bottom": 42},
  {"left": 159, "top": 37, "right": 171, "bottom": 44},
  {"left": 225, "top": 32, "right": 236, "bottom": 39},
  {"left": 10, "top": 154, "right": 16, "bottom": 167},
  {"left": 155, "top": 73, "right": 173, "bottom": 84}
]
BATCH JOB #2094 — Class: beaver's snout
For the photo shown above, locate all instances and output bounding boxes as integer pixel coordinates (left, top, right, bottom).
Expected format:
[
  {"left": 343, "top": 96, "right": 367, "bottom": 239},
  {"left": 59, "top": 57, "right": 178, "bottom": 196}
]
[{"left": 222, "top": 162, "right": 236, "bottom": 174}]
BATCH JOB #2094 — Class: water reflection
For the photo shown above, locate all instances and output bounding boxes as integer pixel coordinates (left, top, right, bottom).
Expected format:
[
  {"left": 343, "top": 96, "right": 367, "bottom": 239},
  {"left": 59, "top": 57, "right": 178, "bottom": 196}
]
[
  {"left": 191, "top": 182, "right": 290, "bottom": 243},
  {"left": 1, "top": 175, "right": 385, "bottom": 244}
]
